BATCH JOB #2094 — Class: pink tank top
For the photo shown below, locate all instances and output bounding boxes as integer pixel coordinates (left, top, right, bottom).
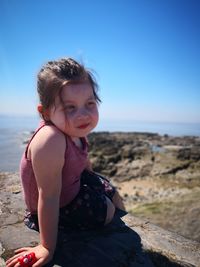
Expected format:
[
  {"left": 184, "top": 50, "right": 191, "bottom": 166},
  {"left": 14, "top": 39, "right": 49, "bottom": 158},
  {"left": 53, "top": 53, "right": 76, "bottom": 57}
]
[{"left": 20, "top": 122, "right": 88, "bottom": 213}]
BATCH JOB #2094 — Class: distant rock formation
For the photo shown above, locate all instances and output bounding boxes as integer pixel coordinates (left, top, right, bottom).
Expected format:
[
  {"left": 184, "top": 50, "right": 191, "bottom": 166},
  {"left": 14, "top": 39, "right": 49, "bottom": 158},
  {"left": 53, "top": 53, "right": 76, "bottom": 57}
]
[{"left": 88, "top": 132, "right": 200, "bottom": 181}]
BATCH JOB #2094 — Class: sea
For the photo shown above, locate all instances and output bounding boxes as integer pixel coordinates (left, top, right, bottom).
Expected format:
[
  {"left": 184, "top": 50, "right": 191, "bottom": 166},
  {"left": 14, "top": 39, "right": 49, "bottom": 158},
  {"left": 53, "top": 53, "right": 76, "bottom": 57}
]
[{"left": 0, "top": 114, "right": 200, "bottom": 172}]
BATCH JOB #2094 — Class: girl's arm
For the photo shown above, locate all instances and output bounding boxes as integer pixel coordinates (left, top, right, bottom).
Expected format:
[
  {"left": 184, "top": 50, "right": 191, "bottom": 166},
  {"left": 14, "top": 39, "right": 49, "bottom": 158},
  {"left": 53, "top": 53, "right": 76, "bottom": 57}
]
[
  {"left": 6, "top": 126, "right": 65, "bottom": 267},
  {"left": 32, "top": 126, "right": 65, "bottom": 254}
]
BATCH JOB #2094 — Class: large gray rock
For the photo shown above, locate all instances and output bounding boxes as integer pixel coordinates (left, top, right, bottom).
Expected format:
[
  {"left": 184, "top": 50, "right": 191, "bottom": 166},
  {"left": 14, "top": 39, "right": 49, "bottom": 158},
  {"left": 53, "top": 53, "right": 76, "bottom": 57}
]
[
  {"left": 1, "top": 211, "right": 155, "bottom": 267},
  {"left": 124, "top": 215, "right": 200, "bottom": 267},
  {"left": 1, "top": 212, "right": 200, "bottom": 267}
]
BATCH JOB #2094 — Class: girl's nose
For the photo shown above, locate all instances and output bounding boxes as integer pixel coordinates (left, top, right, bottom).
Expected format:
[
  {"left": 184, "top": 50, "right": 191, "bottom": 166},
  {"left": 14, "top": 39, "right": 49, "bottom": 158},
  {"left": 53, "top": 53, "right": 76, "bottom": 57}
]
[{"left": 76, "top": 107, "right": 89, "bottom": 119}]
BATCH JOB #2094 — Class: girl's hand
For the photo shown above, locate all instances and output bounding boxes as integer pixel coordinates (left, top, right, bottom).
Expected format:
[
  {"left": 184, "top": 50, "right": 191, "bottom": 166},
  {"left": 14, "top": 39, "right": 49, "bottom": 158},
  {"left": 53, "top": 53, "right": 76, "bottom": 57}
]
[{"left": 6, "top": 244, "right": 54, "bottom": 267}]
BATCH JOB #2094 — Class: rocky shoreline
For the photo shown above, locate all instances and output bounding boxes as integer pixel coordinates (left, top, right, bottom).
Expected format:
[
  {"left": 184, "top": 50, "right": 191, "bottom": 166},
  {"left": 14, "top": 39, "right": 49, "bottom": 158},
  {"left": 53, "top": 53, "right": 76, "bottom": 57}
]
[
  {"left": 88, "top": 132, "right": 200, "bottom": 242},
  {"left": 0, "top": 131, "right": 200, "bottom": 265}
]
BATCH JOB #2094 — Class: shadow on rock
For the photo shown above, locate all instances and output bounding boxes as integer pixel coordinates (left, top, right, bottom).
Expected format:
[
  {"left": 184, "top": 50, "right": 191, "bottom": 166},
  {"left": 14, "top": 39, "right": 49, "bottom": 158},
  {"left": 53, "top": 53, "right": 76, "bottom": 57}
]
[
  {"left": 46, "top": 210, "right": 155, "bottom": 267},
  {"left": 148, "top": 252, "right": 191, "bottom": 267}
]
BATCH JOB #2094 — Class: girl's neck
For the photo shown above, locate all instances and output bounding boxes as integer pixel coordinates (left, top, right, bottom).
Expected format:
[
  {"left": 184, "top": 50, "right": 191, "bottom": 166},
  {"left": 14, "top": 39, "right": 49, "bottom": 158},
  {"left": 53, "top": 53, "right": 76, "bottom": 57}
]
[{"left": 71, "top": 137, "right": 83, "bottom": 150}]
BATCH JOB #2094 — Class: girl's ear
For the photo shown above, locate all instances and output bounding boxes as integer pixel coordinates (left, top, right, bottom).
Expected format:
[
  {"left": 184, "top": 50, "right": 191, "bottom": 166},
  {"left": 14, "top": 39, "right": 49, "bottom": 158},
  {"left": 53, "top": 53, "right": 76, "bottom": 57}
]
[
  {"left": 37, "top": 104, "right": 50, "bottom": 120},
  {"left": 37, "top": 104, "right": 43, "bottom": 114}
]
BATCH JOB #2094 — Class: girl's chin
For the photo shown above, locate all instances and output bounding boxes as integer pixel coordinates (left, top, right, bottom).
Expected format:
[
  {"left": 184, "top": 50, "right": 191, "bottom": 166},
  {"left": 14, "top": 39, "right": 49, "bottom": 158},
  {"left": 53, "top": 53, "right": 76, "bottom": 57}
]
[{"left": 63, "top": 124, "right": 96, "bottom": 137}]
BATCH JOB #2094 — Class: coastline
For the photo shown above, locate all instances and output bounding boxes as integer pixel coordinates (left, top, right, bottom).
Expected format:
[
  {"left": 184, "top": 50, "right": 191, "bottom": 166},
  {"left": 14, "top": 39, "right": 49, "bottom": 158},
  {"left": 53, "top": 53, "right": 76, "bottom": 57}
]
[
  {"left": 0, "top": 125, "right": 200, "bottom": 172},
  {"left": 96, "top": 120, "right": 200, "bottom": 137},
  {"left": 0, "top": 113, "right": 199, "bottom": 171}
]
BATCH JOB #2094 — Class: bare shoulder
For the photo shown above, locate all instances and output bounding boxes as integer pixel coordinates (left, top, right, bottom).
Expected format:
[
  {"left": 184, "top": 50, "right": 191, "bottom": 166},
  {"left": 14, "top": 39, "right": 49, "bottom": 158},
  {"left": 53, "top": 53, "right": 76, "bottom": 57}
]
[
  {"left": 29, "top": 125, "right": 66, "bottom": 160},
  {"left": 35, "top": 125, "right": 65, "bottom": 142}
]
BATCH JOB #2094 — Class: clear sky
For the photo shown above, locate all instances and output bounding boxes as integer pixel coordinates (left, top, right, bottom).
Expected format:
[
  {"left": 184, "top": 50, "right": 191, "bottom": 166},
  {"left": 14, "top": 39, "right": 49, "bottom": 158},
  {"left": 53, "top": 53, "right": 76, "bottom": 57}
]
[{"left": 0, "top": 0, "right": 200, "bottom": 123}]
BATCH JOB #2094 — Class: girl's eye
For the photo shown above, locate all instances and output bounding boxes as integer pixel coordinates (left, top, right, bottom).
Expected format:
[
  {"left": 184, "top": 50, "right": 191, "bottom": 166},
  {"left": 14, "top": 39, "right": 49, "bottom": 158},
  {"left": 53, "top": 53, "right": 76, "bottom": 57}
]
[
  {"left": 87, "top": 101, "right": 96, "bottom": 108},
  {"left": 65, "top": 105, "right": 76, "bottom": 112}
]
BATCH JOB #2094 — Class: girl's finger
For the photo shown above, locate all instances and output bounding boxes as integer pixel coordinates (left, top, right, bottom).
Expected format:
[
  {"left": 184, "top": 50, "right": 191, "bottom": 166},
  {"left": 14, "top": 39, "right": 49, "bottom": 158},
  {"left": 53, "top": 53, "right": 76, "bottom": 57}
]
[
  {"left": 6, "top": 251, "right": 29, "bottom": 266},
  {"left": 7, "top": 254, "right": 23, "bottom": 264},
  {"left": 13, "top": 261, "right": 21, "bottom": 267},
  {"left": 6, "top": 256, "right": 19, "bottom": 267},
  {"left": 14, "top": 247, "right": 30, "bottom": 253},
  {"left": 32, "top": 258, "right": 43, "bottom": 267},
  {"left": 6, "top": 254, "right": 20, "bottom": 264}
]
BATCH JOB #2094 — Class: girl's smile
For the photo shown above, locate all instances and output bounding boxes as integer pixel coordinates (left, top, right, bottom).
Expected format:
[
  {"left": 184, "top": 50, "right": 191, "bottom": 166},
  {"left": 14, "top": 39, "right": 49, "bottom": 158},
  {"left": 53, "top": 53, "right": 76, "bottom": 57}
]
[{"left": 77, "top": 123, "right": 90, "bottom": 129}]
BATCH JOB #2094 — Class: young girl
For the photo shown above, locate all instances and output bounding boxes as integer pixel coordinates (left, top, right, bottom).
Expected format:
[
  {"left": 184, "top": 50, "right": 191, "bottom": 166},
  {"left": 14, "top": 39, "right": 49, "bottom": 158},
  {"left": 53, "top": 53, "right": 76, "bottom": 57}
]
[{"left": 6, "top": 58, "right": 125, "bottom": 267}]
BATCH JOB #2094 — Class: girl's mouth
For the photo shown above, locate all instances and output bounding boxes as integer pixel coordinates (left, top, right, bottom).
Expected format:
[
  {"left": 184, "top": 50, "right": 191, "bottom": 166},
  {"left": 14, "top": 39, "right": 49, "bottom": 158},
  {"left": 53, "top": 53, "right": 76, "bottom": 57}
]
[{"left": 77, "top": 123, "right": 90, "bottom": 129}]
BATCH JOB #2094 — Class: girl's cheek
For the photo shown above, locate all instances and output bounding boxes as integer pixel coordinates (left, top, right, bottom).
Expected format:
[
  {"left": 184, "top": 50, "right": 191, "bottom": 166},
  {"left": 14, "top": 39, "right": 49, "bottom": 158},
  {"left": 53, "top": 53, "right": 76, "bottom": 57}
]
[
  {"left": 93, "top": 110, "right": 99, "bottom": 125},
  {"left": 66, "top": 112, "right": 76, "bottom": 121},
  {"left": 95, "top": 107, "right": 99, "bottom": 118}
]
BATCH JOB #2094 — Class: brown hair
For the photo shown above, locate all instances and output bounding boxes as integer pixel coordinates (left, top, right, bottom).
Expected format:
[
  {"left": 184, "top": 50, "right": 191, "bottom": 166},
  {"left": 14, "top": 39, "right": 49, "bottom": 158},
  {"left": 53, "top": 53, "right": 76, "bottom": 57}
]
[{"left": 37, "top": 57, "right": 101, "bottom": 119}]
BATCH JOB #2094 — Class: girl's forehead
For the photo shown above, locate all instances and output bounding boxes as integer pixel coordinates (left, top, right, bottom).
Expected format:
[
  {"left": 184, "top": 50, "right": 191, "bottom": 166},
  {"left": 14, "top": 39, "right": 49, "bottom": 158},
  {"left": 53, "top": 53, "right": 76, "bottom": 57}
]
[
  {"left": 61, "top": 82, "right": 94, "bottom": 97},
  {"left": 53, "top": 82, "right": 95, "bottom": 109}
]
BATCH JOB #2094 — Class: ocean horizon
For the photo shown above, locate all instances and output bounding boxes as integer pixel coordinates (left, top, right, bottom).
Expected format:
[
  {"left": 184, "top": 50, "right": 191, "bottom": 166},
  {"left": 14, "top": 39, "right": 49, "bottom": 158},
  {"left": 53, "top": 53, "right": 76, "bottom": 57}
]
[{"left": 0, "top": 114, "right": 200, "bottom": 172}]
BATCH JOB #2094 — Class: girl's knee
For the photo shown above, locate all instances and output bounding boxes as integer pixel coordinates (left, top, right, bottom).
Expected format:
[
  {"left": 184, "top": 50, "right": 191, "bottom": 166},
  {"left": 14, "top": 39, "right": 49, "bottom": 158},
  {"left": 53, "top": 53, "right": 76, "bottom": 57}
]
[
  {"left": 104, "top": 197, "right": 115, "bottom": 225},
  {"left": 112, "top": 191, "right": 126, "bottom": 211}
]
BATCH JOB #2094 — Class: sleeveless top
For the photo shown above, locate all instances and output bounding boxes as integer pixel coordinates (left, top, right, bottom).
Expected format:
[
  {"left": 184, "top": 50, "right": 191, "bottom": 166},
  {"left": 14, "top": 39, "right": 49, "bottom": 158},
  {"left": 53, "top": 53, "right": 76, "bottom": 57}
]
[{"left": 20, "top": 122, "right": 88, "bottom": 213}]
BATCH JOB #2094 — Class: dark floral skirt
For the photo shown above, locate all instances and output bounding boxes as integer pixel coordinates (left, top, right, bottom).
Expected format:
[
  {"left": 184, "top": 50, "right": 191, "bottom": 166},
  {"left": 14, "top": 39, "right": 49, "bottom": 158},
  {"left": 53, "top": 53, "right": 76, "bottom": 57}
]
[{"left": 24, "top": 170, "right": 116, "bottom": 232}]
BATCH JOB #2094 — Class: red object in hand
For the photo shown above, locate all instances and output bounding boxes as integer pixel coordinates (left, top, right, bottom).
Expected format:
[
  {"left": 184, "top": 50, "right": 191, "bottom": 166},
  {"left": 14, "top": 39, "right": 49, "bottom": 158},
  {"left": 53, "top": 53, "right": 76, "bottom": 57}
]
[{"left": 18, "top": 252, "right": 37, "bottom": 267}]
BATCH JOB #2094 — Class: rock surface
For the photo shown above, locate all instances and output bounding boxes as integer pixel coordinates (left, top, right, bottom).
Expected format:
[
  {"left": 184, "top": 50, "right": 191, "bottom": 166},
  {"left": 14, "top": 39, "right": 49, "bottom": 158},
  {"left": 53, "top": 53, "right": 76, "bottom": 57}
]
[
  {"left": 1, "top": 197, "right": 200, "bottom": 267},
  {"left": 123, "top": 215, "right": 200, "bottom": 267}
]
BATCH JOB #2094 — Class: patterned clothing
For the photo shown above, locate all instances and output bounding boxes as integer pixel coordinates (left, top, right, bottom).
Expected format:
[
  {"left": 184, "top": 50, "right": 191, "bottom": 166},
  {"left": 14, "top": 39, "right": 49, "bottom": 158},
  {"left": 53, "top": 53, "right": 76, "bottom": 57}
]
[{"left": 24, "top": 170, "right": 116, "bottom": 231}]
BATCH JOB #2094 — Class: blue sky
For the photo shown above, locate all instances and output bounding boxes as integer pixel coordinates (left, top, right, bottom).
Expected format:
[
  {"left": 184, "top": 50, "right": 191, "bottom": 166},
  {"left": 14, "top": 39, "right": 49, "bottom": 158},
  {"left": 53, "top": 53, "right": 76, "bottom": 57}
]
[{"left": 0, "top": 0, "right": 200, "bottom": 124}]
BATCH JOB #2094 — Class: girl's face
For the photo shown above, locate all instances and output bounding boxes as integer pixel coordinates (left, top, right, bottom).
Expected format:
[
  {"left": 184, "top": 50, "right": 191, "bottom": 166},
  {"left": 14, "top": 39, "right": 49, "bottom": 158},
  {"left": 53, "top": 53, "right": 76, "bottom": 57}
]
[{"left": 48, "top": 82, "right": 99, "bottom": 138}]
